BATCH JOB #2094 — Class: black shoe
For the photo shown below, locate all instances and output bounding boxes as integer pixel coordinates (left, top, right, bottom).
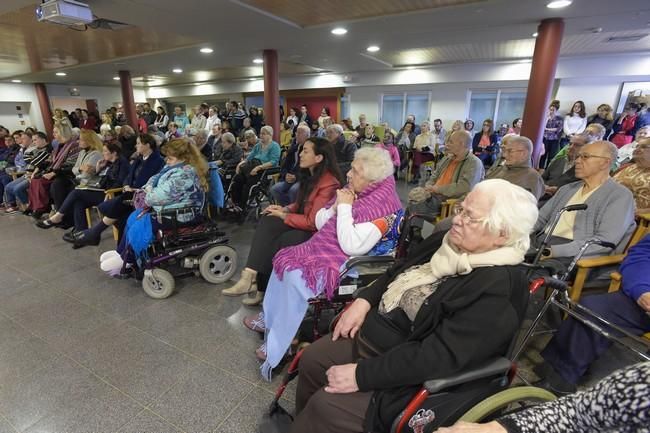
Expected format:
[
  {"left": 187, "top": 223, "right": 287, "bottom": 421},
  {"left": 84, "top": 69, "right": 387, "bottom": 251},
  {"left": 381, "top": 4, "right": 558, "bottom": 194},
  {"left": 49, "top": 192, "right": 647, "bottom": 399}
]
[
  {"left": 62, "top": 229, "right": 82, "bottom": 243},
  {"left": 35, "top": 218, "right": 60, "bottom": 229},
  {"left": 31, "top": 210, "right": 45, "bottom": 220},
  {"left": 72, "top": 233, "right": 100, "bottom": 249},
  {"left": 532, "top": 378, "right": 576, "bottom": 397},
  {"left": 22, "top": 208, "right": 33, "bottom": 216}
]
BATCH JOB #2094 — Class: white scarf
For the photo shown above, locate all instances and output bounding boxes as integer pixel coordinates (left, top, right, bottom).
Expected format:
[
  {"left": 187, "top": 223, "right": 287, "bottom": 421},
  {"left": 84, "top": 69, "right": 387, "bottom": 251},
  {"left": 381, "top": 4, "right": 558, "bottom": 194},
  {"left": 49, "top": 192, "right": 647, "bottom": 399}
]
[{"left": 380, "top": 233, "right": 524, "bottom": 313}]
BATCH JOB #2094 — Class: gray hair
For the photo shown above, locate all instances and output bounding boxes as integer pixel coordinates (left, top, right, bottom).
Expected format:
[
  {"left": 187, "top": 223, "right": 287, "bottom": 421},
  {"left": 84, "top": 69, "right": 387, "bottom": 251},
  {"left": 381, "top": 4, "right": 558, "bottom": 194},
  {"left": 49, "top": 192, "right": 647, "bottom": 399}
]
[
  {"left": 353, "top": 147, "right": 394, "bottom": 182},
  {"left": 585, "top": 123, "right": 606, "bottom": 142},
  {"left": 592, "top": 140, "right": 618, "bottom": 162},
  {"left": 327, "top": 124, "right": 344, "bottom": 136},
  {"left": 452, "top": 130, "right": 472, "bottom": 149},
  {"left": 472, "top": 179, "right": 539, "bottom": 254},
  {"left": 260, "top": 125, "right": 273, "bottom": 137},
  {"left": 244, "top": 129, "right": 257, "bottom": 139},
  {"left": 420, "top": 120, "right": 430, "bottom": 129},
  {"left": 509, "top": 135, "right": 533, "bottom": 158},
  {"left": 296, "top": 124, "right": 311, "bottom": 135},
  {"left": 222, "top": 132, "right": 236, "bottom": 144}
]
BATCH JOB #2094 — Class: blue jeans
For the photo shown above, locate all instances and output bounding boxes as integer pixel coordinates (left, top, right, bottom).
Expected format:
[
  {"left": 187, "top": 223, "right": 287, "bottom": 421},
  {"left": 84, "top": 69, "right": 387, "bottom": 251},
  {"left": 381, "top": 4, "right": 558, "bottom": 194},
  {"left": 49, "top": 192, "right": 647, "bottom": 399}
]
[
  {"left": 270, "top": 181, "right": 300, "bottom": 206},
  {"left": 4, "top": 176, "right": 29, "bottom": 205},
  {"left": 0, "top": 173, "right": 12, "bottom": 201}
]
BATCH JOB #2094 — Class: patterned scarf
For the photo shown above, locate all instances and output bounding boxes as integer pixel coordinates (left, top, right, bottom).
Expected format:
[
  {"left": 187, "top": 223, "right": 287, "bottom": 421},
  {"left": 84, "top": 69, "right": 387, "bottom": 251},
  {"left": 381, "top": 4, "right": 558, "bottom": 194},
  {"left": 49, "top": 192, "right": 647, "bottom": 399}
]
[
  {"left": 51, "top": 139, "right": 80, "bottom": 170},
  {"left": 272, "top": 176, "right": 403, "bottom": 299}
]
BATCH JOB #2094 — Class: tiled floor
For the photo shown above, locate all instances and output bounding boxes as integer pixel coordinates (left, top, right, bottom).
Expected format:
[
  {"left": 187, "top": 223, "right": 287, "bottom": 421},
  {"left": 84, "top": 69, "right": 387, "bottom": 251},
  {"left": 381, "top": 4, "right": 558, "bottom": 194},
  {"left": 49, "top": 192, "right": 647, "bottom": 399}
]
[{"left": 0, "top": 195, "right": 638, "bottom": 433}]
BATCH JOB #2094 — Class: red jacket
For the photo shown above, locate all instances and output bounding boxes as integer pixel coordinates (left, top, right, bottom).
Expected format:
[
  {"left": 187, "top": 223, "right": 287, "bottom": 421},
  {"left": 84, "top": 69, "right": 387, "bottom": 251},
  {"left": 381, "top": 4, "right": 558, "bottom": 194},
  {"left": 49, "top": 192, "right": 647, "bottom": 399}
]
[
  {"left": 284, "top": 171, "right": 340, "bottom": 231},
  {"left": 80, "top": 118, "right": 96, "bottom": 130}
]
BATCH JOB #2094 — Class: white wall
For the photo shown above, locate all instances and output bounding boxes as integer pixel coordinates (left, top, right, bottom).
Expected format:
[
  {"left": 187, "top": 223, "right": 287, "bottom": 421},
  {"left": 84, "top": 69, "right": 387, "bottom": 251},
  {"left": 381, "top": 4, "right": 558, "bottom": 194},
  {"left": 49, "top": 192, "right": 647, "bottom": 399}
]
[
  {"left": 0, "top": 83, "right": 43, "bottom": 131},
  {"left": 0, "top": 102, "right": 34, "bottom": 132},
  {"left": 45, "top": 84, "right": 147, "bottom": 110}
]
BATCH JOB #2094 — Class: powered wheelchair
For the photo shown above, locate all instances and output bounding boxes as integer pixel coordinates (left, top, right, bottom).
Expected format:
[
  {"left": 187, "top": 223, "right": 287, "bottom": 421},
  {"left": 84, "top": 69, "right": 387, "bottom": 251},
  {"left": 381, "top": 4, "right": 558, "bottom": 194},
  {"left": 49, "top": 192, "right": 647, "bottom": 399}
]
[{"left": 120, "top": 205, "right": 238, "bottom": 299}]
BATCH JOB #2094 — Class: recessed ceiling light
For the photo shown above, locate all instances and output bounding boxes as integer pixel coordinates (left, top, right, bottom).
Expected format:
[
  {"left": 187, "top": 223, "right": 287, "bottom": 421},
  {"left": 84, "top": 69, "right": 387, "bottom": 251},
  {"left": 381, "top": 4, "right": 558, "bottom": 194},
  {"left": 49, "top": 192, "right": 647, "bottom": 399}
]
[
  {"left": 11, "top": 79, "right": 21, "bottom": 83},
  {"left": 532, "top": 32, "right": 538, "bottom": 37},
  {"left": 253, "top": 58, "right": 264, "bottom": 64},
  {"left": 547, "top": 0, "right": 572, "bottom": 8},
  {"left": 172, "top": 68, "right": 183, "bottom": 73},
  {"left": 406, "top": 66, "right": 416, "bottom": 70},
  {"left": 56, "top": 72, "right": 67, "bottom": 76},
  {"left": 331, "top": 27, "right": 347, "bottom": 35},
  {"left": 113, "top": 76, "right": 120, "bottom": 80},
  {"left": 366, "top": 45, "right": 380, "bottom": 52},
  {"left": 249, "top": 78, "right": 257, "bottom": 81},
  {"left": 200, "top": 48, "right": 213, "bottom": 54}
]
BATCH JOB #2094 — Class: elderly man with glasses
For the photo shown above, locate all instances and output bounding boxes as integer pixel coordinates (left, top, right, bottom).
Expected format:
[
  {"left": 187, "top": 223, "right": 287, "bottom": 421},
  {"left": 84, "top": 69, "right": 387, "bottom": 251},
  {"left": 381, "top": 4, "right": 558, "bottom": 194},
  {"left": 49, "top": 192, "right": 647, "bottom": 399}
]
[
  {"left": 485, "top": 134, "right": 544, "bottom": 199},
  {"left": 530, "top": 140, "right": 636, "bottom": 274}
]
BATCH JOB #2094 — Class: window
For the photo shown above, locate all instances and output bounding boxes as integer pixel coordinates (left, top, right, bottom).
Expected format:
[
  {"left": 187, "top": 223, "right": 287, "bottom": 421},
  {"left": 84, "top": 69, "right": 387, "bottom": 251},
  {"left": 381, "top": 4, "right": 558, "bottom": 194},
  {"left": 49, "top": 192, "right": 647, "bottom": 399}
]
[
  {"left": 380, "top": 92, "right": 430, "bottom": 130},
  {"left": 467, "top": 89, "right": 526, "bottom": 129},
  {"left": 340, "top": 94, "right": 350, "bottom": 120}
]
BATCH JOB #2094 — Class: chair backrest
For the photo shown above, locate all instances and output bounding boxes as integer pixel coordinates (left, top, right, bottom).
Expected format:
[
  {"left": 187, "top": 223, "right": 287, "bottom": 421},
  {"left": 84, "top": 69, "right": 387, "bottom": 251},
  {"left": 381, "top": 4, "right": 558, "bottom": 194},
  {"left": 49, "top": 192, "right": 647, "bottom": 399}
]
[{"left": 626, "top": 219, "right": 650, "bottom": 251}]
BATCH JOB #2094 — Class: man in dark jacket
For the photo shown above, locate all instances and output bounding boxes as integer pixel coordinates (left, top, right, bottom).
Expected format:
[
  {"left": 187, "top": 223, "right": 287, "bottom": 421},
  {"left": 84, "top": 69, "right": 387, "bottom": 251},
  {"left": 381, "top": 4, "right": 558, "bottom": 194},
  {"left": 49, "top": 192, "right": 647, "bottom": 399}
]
[
  {"left": 540, "top": 133, "right": 586, "bottom": 202},
  {"left": 270, "top": 124, "right": 309, "bottom": 206},
  {"left": 326, "top": 123, "right": 356, "bottom": 174}
]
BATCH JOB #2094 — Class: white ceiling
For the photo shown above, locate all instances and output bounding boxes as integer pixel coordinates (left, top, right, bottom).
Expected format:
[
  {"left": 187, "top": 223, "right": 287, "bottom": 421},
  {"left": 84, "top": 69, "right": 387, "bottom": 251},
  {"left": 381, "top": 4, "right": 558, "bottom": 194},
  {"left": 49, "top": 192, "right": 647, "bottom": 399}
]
[{"left": 3, "top": 0, "right": 650, "bottom": 87}]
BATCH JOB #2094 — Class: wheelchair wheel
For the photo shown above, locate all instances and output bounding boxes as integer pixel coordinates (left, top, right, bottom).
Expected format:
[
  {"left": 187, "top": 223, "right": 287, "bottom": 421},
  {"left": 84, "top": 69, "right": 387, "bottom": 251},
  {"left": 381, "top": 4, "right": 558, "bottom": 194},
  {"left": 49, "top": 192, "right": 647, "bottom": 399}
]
[
  {"left": 199, "top": 245, "right": 238, "bottom": 284},
  {"left": 458, "top": 386, "right": 556, "bottom": 423},
  {"left": 142, "top": 268, "right": 176, "bottom": 299}
]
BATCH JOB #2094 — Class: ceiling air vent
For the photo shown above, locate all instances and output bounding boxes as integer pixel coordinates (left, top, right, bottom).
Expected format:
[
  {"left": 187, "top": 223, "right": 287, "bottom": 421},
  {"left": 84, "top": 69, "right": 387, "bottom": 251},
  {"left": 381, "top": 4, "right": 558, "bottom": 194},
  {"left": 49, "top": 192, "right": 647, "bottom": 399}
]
[{"left": 606, "top": 34, "right": 648, "bottom": 42}]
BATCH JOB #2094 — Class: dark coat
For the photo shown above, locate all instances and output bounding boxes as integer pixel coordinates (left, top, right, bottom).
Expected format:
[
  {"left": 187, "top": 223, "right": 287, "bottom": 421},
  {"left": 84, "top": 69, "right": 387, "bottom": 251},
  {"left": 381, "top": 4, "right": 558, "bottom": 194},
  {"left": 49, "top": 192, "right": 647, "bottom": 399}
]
[
  {"left": 333, "top": 134, "right": 356, "bottom": 174},
  {"left": 124, "top": 151, "right": 165, "bottom": 188},
  {"left": 472, "top": 132, "right": 500, "bottom": 167},
  {"left": 355, "top": 232, "right": 529, "bottom": 433},
  {"left": 542, "top": 157, "right": 578, "bottom": 188}
]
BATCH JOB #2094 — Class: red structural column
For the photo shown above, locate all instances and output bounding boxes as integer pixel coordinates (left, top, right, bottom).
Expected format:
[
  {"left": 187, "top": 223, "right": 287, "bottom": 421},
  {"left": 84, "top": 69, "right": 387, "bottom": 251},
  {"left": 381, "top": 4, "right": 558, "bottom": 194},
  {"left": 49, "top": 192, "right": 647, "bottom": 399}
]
[
  {"left": 263, "top": 49, "right": 280, "bottom": 142},
  {"left": 34, "top": 83, "right": 53, "bottom": 138},
  {"left": 118, "top": 70, "right": 138, "bottom": 130},
  {"left": 521, "top": 18, "right": 565, "bottom": 167}
]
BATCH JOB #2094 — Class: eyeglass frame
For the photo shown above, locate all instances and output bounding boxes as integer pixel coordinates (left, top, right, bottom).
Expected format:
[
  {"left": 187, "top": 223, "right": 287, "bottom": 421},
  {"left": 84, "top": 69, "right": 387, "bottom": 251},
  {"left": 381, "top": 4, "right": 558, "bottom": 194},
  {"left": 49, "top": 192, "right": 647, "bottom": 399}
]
[
  {"left": 574, "top": 152, "right": 611, "bottom": 161},
  {"left": 452, "top": 203, "right": 488, "bottom": 226}
]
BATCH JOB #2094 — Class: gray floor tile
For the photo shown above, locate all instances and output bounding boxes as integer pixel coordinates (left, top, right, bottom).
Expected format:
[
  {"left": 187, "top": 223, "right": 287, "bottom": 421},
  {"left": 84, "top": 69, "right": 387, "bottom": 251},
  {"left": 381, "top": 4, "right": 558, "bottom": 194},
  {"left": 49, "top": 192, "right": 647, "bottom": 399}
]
[
  {"left": 216, "top": 385, "right": 294, "bottom": 433},
  {"left": 127, "top": 300, "right": 232, "bottom": 363},
  {"left": 0, "top": 317, "right": 57, "bottom": 382},
  {"left": 0, "top": 265, "right": 36, "bottom": 292},
  {"left": 0, "top": 284, "right": 60, "bottom": 318},
  {"left": 150, "top": 363, "right": 253, "bottom": 433},
  {"left": 0, "top": 356, "right": 133, "bottom": 432},
  {"left": 0, "top": 416, "right": 18, "bottom": 433},
  {"left": 117, "top": 410, "right": 184, "bottom": 433},
  {"left": 65, "top": 322, "right": 199, "bottom": 405}
]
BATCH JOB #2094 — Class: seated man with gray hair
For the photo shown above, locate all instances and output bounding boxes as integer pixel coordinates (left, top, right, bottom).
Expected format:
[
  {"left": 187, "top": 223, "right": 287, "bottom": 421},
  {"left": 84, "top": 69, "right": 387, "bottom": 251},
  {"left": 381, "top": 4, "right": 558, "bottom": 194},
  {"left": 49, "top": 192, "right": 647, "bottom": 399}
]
[
  {"left": 531, "top": 140, "right": 636, "bottom": 273},
  {"left": 541, "top": 133, "right": 587, "bottom": 201},
  {"left": 407, "top": 130, "right": 484, "bottom": 240},
  {"left": 326, "top": 123, "right": 356, "bottom": 173},
  {"left": 485, "top": 135, "right": 544, "bottom": 199}
]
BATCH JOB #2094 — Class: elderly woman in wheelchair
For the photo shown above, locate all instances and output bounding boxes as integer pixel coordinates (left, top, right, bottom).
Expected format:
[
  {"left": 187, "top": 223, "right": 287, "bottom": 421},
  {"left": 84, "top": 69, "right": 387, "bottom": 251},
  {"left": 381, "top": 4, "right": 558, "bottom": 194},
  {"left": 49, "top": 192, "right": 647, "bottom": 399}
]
[
  {"left": 249, "top": 147, "right": 404, "bottom": 377},
  {"left": 100, "top": 139, "right": 213, "bottom": 287},
  {"left": 285, "top": 179, "right": 539, "bottom": 433}
]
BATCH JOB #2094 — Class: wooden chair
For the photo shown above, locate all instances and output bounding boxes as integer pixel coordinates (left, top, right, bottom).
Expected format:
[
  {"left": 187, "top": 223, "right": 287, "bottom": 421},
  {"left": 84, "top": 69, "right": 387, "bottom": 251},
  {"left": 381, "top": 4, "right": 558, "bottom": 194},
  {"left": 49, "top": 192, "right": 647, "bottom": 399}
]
[
  {"left": 607, "top": 271, "right": 650, "bottom": 341},
  {"left": 85, "top": 188, "right": 123, "bottom": 241},
  {"left": 438, "top": 198, "right": 459, "bottom": 222},
  {"left": 569, "top": 214, "right": 650, "bottom": 302}
]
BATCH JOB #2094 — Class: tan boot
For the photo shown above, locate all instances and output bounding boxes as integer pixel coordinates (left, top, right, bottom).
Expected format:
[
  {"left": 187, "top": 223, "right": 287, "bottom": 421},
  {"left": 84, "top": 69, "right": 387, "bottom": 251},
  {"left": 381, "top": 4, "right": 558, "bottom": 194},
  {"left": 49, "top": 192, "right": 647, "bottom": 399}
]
[
  {"left": 242, "top": 290, "right": 264, "bottom": 306},
  {"left": 222, "top": 268, "right": 257, "bottom": 296}
]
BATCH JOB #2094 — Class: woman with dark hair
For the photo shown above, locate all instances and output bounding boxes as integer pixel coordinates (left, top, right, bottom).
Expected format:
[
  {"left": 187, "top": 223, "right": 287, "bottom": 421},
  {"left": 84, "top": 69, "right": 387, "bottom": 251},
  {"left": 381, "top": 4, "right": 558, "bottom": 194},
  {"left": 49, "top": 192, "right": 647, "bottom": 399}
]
[
  {"left": 118, "top": 125, "right": 138, "bottom": 159},
  {"left": 611, "top": 103, "right": 639, "bottom": 148},
  {"left": 36, "top": 141, "right": 129, "bottom": 234},
  {"left": 464, "top": 119, "right": 476, "bottom": 138},
  {"left": 72, "top": 134, "right": 164, "bottom": 248},
  {"left": 396, "top": 121, "right": 417, "bottom": 173},
  {"left": 541, "top": 100, "right": 564, "bottom": 168},
  {"left": 563, "top": 100, "right": 587, "bottom": 139},
  {"left": 318, "top": 106, "right": 331, "bottom": 128},
  {"left": 472, "top": 118, "right": 499, "bottom": 168},
  {"left": 508, "top": 117, "right": 522, "bottom": 135},
  {"left": 223, "top": 137, "right": 343, "bottom": 306},
  {"left": 587, "top": 103, "right": 614, "bottom": 139},
  {"left": 248, "top": 106, "right": 264, "bottom": 135},
  {"left": 154, "top": 107, "right": 169, "bottom": 132}
]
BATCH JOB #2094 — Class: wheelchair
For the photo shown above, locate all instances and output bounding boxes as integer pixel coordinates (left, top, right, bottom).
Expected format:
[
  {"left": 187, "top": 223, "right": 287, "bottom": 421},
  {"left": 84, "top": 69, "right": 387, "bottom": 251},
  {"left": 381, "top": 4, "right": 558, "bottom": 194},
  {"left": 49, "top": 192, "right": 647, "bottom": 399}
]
[
  {"left": 128, "top": 206, "right": 238, "bottom": 299},
  {"left": 222, "top": 165, "right": 281, "bottom": 221}
]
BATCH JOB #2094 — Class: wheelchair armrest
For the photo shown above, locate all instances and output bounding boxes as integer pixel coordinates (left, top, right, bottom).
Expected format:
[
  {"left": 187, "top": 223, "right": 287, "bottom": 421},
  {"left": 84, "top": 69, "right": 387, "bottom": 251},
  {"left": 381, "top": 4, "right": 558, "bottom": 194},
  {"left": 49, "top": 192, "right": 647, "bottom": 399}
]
[
  {"left": 262, "top": 166, "right": 282, "bottom": 176},
  {"left": 345, "top": 255, "right": 396, "bottom": 269},
  {"left": 423, "top": 357, "right": 511, "bottom": 394},
  {"left": 576, "top": 254, "right": 625, "bottom": 269}
]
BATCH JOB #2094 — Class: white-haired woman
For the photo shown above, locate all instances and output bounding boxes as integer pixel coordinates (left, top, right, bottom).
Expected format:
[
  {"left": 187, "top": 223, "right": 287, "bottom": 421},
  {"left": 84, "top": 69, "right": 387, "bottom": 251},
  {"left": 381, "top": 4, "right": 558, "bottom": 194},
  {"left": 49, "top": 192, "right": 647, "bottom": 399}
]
[
  {"left": 229, "top": 125, "right": 281, "bottom": 220},
  {"left": 288, "top": 179, "right": 539, "bottom": 433},
  {"left": 252, "top": 148, "right": 404, "bottom": 378}
]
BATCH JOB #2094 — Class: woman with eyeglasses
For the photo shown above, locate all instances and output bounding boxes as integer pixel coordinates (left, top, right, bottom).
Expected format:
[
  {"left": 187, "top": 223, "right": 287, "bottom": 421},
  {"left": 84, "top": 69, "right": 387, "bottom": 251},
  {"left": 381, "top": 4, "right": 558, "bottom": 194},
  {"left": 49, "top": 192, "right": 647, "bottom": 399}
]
[
  {"left": 472, "top": 119, "right": 499, "bottom": 168},
  {"left": 613, "top": 137, "right": 650, "bottom": 215},
  {"left": 288, "top": 179, "right": 539, "bottom": 433}
]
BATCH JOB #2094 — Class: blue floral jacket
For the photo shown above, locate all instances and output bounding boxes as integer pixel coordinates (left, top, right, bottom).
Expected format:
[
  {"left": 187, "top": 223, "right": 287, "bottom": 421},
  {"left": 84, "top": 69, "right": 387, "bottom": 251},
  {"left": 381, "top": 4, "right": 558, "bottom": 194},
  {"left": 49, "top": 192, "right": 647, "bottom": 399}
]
[{"left": 144, "top": 163, "right": 204, "bottom": 212}]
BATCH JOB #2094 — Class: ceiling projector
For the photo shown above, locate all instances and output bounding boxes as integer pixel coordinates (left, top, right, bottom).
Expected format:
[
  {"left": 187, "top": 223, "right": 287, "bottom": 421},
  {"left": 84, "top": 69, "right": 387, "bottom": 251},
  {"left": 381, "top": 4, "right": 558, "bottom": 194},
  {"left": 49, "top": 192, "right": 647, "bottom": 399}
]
[{"left": 36, "top": 0, "right": 94, "bottom": 26}]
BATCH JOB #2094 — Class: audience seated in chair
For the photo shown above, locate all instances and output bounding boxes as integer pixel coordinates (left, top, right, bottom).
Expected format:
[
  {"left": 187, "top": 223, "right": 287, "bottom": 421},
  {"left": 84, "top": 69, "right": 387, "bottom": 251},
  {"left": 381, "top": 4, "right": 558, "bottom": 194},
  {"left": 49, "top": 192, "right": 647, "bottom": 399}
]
[
  {"left": 485, "top": 135, "right": 544, "bottom": 199},
  {"left": 72, "top": 133, "right": 165, "bottom": 248},
  {"left": 270, "top": 124, "right": 310, "bottom": 206},
  {"left": 249, "top": 147, "right": 404, "bottom": 379},
  {"left": 613, "top": 137, "right": 650, "bottom": 215},
  {"left": 3, "top": 132, "right": 50, "bottom": 213},
  {"left": 288, "top": 180, "right": 538, "bottom": 433},
  {"left": 410, "top": 121, "right": 437, "bottom": 184},
  {"left": 531, "top": 140, "right": 635, "bottom": 275},
  {"left": 26, "top": 120, "right": 81, "bottom": 220},
  {"left": 617, "top": 125, "right": 649, "bottom": 166},
  {"left": 534, "top": 234, "right": 650, "bottom": 395},
  {"left": 472, "top": 119, "right": 500, "bottom": 169},
  {"left": 223, "top": 137, "right": 343, "bottom": 307},
  {"left": 228, "top": 125, "right": 281, "bottom": 220},
  {"left": 540, "top": 133, "right": 587, "bottom": 202},
  {"left": 213, "top": 132, "right": 243, "bottom": 172},
  {"left": 326, "top": 123, "right": 356, "bottom": 175},
  {"left": 100, "top": 138, "right": 207, "bottom": 275},
  {"left": 407, "top": 130, "right": 484, "bottom": 239},
  {"left": 36, "top": 141, "right": 129, "bottom": 237}
]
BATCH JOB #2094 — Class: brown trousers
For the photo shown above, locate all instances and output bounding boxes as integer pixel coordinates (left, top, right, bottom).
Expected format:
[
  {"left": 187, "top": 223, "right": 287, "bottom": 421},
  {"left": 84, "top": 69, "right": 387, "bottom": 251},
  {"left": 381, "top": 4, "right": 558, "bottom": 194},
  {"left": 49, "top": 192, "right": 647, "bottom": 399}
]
[{"left": 290, "top": 336, "right": 373, "bottom": 433}]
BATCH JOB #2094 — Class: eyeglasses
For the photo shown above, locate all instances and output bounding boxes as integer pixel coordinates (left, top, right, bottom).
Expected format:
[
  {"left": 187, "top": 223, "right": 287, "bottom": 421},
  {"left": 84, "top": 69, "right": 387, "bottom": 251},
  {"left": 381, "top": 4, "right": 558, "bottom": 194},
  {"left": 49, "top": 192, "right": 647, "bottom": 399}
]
[
  {"left": 502, "top": 147, "right": 525, "bottom": 154},
  {"left": 452, "top": 203, "right": 487, "bottom": 225},
  {"left": 575, "top": 153, "right": 610, "bottom": 161}
]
